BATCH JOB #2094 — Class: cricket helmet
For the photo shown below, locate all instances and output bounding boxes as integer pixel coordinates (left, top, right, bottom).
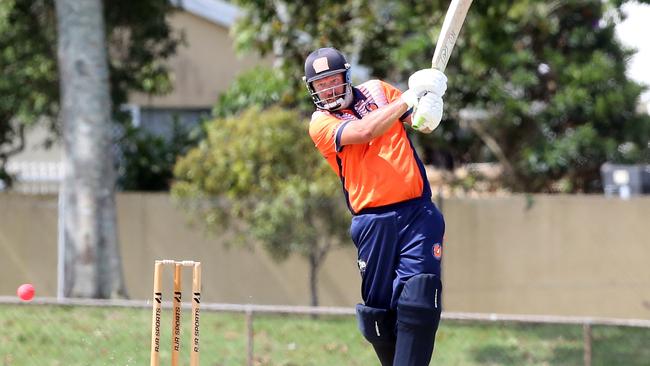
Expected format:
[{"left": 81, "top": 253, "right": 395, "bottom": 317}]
[{"left": 303, "top": 47, "right": 353, "bottom": 111}]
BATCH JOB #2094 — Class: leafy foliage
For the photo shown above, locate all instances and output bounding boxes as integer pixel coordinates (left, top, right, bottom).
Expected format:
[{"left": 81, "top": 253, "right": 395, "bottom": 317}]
[
  {"left": 117, "top": 120, "right": 201, "bottom": 191},
  {"left": 432, "top": 0, "right": 650, "bottom": 192},
  {"left": 232, "top": 0, "right": 376, "bottom": 115},
  {"left": 0, "top": 0, "right": 181, "bottom": 187},
  {"left": 172, "top": 105, "right": 350, "bottom": 304},
  {"left": 212, "top": 66, "right": 294, "bottom": 118},
  {"left": 233, "top": 0, "right": 650, "bottom": 192},
  {"left": 173, "top": 105, "right": 349, "bottom": 255}
]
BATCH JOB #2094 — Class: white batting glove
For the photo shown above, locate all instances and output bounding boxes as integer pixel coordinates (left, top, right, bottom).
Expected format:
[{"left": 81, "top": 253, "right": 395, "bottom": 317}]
[
  {"left": 412, "top": 92, "right": 444, "bottom": 133},
  {"left": 408, "top": 68, "right": 447, "bottom": 98}
]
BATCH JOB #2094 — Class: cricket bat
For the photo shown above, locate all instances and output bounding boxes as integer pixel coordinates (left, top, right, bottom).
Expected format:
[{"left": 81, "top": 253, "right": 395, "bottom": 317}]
[
  {"left": 412, "top": 0, "right": 473, "bottom": 132},
  {"left": 431, "top": 0, "right": 474, "bottom": 72}
]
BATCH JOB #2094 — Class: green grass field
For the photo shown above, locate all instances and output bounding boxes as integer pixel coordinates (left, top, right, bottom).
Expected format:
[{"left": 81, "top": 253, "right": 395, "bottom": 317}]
[{"left": 1, "top": 304, "right": 649, "bottom": 365}]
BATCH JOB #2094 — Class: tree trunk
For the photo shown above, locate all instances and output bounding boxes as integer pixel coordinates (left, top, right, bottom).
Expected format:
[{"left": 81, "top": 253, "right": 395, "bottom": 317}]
[
  {"left": 308, "top": 250, "right": 320, "bottom": 307},
  {"left": 55, "top": 0, "right": 127, "bottom": 298},
  {"left": 307, "top": 236, "right": 334, "bottom": 308}
]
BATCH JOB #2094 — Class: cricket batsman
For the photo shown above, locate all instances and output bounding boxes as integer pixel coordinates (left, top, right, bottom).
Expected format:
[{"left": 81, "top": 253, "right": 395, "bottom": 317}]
[{"left": 304, "top": 47, "right": 447, "bottom": 365}]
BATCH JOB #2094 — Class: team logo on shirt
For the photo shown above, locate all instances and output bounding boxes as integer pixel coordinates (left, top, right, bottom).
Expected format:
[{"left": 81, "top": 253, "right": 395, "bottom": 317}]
[
  {"left": 365, "top": 102, "right": 378, "bottom": 112},
  {"left": 432, "top": 243, "right": 442, "bottom": 260}
]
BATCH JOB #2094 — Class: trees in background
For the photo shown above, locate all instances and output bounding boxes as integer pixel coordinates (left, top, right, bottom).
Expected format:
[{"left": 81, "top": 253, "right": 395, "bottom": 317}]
[
  {"left": 47, "top": 0, "right": 177, "bottom": 298},
  {"left": 172, "top": 0, "right": 650, "bottom": 304},
  {"left": 0, "top": 0, "right": 181, "bottom": 189},
  {"left": 173, "top": 91, "right": 350, "bottom": 305},
  {"left": 233, "top": 0, "right": 650, "bottom": 192},
  {"left": 5, "top": 0, "right": 650, "bottom": 300},
  {"left": 211, "top": 66, "right": 294, "bottom": 118},
  {"left": 117, "top": 120, "right": 200, "bottom": 191}
]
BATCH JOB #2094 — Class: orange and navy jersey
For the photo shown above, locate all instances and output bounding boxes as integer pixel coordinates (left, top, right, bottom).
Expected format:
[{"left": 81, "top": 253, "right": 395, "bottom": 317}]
[{"left": 308, "top": 80, "right": 431, "bottom": 214}]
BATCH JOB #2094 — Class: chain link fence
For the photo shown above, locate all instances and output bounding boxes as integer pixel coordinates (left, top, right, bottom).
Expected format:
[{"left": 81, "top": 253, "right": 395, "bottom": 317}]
[{"left": 1, "top": 297, "right": 650, "bottom": 366}]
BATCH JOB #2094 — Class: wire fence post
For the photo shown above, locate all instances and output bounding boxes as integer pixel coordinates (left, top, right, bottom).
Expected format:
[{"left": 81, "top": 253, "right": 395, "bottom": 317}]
[
  {"left": 583, "top": 322, "right": 592, "bottom": 366},
  {"left": 246, "top": 306, "right": 254, "bottom": 366}
]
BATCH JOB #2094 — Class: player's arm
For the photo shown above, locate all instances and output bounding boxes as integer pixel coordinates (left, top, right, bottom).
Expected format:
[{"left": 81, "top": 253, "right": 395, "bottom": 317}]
[
  {"left": 338, "top": 98, "right": 411, "bottom": 145},
  {"left": 339, "top": 69, "right": 447, "bottom": 145}
]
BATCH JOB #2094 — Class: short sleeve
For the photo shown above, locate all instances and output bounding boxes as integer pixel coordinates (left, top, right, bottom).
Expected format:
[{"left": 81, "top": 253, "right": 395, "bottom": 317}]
[
  {"left": 308, "top": 111, "right": 346, "bottom": 158},
  {"left": 380, "top": 81, "right": 404, "bottom": 104},
  {"left": 380, "top": 80, "right": 412, "bottom": 121}
]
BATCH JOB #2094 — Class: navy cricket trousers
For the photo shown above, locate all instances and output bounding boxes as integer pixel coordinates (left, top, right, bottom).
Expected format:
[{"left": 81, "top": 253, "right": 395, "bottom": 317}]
[{"left": 350, "top": 197, "right": 445, "bottom": 310}]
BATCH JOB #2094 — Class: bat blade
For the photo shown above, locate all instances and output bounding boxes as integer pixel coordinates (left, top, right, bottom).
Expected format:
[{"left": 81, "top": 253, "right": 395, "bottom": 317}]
[{"left": 431, "top": 0, "right": 473, "bottom": 72}]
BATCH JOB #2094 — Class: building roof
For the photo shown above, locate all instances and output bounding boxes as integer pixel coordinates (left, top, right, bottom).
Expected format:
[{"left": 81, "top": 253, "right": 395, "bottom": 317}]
[{"left": 172, "top": 0, "right": 240, "bottom": 28}]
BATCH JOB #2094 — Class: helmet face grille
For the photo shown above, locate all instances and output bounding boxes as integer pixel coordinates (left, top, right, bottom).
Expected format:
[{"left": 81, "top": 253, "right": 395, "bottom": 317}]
[{"left": 308, "top": 82, "right": 351, "bottom": 110}]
